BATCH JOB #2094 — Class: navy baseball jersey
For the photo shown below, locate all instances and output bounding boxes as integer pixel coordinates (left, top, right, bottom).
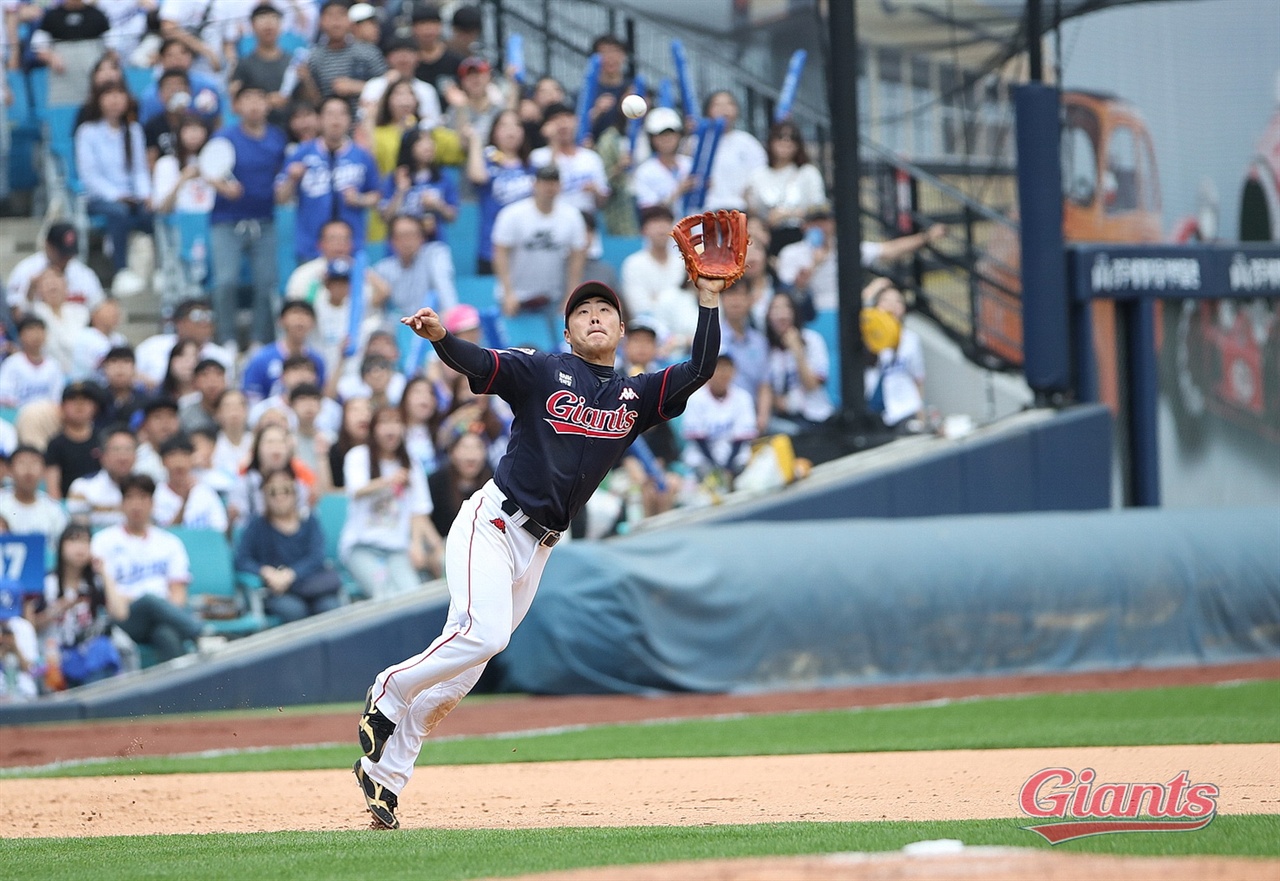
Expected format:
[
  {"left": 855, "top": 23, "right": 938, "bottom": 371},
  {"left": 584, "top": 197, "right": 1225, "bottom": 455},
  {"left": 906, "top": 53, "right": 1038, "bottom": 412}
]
[{"left": 432, "top": 305, "right": 721, "bottom": 530}]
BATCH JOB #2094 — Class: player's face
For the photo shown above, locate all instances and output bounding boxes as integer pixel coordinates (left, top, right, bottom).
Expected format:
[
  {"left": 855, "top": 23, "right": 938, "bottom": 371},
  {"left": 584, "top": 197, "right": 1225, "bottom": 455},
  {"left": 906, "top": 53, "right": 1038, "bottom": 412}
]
[{"left": 564, "top": 297, "right": 623, "bottom": 362}]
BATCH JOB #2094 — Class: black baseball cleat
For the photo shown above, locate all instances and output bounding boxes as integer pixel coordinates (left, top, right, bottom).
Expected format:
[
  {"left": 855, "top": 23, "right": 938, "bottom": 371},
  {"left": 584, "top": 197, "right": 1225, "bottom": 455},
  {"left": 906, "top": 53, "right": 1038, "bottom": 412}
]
[
  {"left": 358, "top": 686, "right": 397, "bottom": 763},
  {"left": 354, "top": 759, "right": 400, "bottom": 830}
]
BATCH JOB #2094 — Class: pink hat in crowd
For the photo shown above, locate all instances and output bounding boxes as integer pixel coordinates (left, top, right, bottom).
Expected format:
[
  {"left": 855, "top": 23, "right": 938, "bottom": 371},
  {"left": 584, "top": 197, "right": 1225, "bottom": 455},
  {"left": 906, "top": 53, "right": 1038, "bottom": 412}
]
[{"left": 443, "top": 304, "right": 481, "bottom": 334}]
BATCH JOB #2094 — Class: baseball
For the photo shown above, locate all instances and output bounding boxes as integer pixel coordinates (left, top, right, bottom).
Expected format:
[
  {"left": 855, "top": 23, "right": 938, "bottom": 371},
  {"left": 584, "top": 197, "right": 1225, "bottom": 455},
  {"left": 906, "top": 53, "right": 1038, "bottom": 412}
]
[{"left": 621, "top": 94, "right": 648, "bottom": 119}]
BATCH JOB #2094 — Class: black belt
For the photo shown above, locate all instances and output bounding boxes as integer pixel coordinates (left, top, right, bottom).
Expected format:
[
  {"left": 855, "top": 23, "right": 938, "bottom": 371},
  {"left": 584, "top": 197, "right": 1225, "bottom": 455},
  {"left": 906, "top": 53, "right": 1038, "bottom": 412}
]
[{"left": 500, "top": 499, "right": 562, "bottom": 548}]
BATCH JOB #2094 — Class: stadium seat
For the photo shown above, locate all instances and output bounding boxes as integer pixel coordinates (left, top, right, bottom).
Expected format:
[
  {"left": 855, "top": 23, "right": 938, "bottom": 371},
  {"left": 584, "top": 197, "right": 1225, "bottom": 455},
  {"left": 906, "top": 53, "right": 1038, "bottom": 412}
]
[
  {"left": 600, "top": 234, "right": 642, "bottom": 271},
  {"left": 123, "top": 65, "right": 152, "bottom": 100},
  {"left": 449, "top": 199, "right": 480, "bottom": 274},
  {"left": 170, "top": 527, "right": 268, "bottom": 638},
  {"left": 810, "top": 308, "right": 842, "bottom": 406},
  {"left": 455, "top": 273, "right": 494, "bottom": 309},
  {"left": 314, "top": 493, "right": 362, "bottom": 600}
]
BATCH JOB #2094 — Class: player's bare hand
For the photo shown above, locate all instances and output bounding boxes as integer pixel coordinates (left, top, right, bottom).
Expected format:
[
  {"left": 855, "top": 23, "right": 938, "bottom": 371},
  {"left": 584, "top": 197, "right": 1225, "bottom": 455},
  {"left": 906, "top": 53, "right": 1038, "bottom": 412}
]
[
  {"left": 694, "top": 277, "right": 726, "bottom": 296},
  {"left": 401, "top": 308, "right": 446, "bottom": 341}
]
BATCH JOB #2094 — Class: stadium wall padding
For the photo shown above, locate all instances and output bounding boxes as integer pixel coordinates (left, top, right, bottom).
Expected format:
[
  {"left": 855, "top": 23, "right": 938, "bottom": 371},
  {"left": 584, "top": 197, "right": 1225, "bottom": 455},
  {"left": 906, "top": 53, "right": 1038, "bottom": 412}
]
[{"left": 489, "top": 507, "right": 1280, "bottom": 694}]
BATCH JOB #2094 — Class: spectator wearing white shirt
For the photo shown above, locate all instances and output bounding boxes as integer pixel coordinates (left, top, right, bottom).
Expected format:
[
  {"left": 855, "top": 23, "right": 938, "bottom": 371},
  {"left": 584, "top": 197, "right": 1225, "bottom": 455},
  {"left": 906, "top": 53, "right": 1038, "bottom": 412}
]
[
  {"left": 29, "top": 269, "right": 89, "bottom": 378},
  {"left": 763, "top": 292, "right": 834, "bottom": 434},
  {"left": 6, "top": 222, "right": 105, "bottom": 323},
  {"left": 529, "top": 102, "right": 609, "bottom": 216},
  {"left": 67, "top": 426, "right": 138, "bottom": 529},
  {"left": 700, "top": 90, "right": 767, "bottom": 212},
  {"left": 70, "top": 298, "right": 128, "bottom": 383},
  {"left": 745, "top": 121, "right": 828, "bottom": 257},
  {"left": 179, "top": 358, "right": 228, "bottom": 437},
  {"left": 491, "top": 164, "right": 587, "bottom": 318},
  {"left": 211, "top": 389, "right": 253, "bottom": 485},
  {"left": 134, "top": 299, "right": 236, "bottom": 389},
  {"left": 0, "top": 316, "right": 65, "bottom": 410},
  {"left": 340, "top": 405, "right": 442, "bottom": 599},
  {"left": 620, "top": 205, "right": 687, "bottom": 321},
  {"left": 0, "top": 446, "right": 68, "bottom": 551},
  {"left": 158, "top": 0, "right": 235, "bottom": 76},
  {"left": 249, "top": 354, "right": 343, "bottom": 436},
  {"left": 90, "top": 473, "right": 204, "bottom": 662},
  {"left": 152, "top": 436, "right": 229, "bottom": 533},
  {"left": 631, "top": 107, "right": 694, "bottom": 213},
  {"left": 307, "top": 257, "right": 390, "bottom": 388},
  {"left": 360, "top": 38, "right": 443, "bottom": 129},
  {"left": 680, "top": 354, "right": 758, "bottom": 483},
  {"left": 863, "top": 280, "right": 928, "bottom": 430}
]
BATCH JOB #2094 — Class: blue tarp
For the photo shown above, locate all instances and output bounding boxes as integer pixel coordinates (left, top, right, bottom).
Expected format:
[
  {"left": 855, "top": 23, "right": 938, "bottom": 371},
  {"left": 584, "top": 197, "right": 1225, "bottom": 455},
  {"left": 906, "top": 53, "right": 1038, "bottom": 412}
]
[{"left": 492, "top": 507, "right": 1280, "bottom": 694}]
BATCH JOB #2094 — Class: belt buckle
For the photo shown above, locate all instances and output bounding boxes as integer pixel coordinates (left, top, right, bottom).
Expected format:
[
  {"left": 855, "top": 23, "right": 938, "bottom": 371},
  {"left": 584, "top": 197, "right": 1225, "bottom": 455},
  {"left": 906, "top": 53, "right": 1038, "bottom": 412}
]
[{"left": 539, "top": 530, "right": 561, "bottom": 548}]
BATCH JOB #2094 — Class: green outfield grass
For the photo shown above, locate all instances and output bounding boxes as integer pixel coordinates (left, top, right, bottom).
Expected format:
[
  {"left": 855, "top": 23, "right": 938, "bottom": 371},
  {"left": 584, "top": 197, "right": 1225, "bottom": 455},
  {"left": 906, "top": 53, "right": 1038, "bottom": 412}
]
[
  {"left": 7, "top": 679, "right": 1276, "bottom": 778},
  {"left": 4, "top": 816, "right": 1278, "bottom": 881}
]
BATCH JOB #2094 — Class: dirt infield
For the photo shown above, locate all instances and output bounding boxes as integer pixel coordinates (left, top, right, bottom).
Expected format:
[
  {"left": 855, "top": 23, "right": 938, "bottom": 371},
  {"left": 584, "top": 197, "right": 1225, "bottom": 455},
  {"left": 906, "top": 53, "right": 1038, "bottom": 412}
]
[{"left": 1, "top": 743, "right": 1276, "bottom": 838}]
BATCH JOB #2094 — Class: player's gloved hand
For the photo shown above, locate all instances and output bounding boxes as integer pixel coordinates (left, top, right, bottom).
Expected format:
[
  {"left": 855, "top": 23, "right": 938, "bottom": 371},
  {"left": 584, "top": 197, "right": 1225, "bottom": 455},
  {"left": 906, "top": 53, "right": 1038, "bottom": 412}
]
[{"left": 671, "top": 209, "right": 750, "bottom": 288}]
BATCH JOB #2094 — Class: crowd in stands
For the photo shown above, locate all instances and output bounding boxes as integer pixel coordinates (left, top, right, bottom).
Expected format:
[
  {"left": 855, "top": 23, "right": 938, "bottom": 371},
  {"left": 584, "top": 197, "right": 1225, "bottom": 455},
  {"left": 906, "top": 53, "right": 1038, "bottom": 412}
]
[{"left": 0, "top": 0, "right": 944, "bottom": 703}]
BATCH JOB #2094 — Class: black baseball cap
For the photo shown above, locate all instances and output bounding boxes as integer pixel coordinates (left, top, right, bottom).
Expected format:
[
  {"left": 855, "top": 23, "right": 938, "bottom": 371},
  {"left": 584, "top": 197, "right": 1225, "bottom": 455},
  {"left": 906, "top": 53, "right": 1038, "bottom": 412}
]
[
  {"left": 411, "top": 2, "right": 441, "bottom": 23},
  {"left": 541, "top": 102, "right": 575, "bottom": 125},
  {"left": 452, "top": 4, "right": 482, "bottom": 31},
  {"left": 62, "top": 381, "right": 100, "bottom": 403},
  {"left": 46, "top": 222, "right": 79, "bottom": 257},
  {"left": 564, "top": 281, "right": 622, "bottom": 325}
]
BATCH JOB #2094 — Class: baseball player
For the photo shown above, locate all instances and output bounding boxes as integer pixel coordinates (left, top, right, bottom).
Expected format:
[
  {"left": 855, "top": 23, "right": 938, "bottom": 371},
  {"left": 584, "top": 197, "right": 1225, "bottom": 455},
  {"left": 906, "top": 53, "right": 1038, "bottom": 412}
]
[{"left": 354, "top": 211, "right": 749, "bottom": 829}]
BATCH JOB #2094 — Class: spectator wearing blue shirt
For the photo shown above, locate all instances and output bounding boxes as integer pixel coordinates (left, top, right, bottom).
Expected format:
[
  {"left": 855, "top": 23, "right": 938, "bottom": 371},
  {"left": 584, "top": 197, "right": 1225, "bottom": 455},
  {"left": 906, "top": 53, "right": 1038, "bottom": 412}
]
[
  {"left": 276, "top": 96, "right": 381, "bottom": 265},
  {"left": 241, "top": 300, "right": 326, "bottom": 405},
  {"left": 378, "top": 129, "right": 458, "bottom": 245},
  {"left": 209, "top": 86, "right": 289, "bottom": 349},
  {"left": 466, "top": 108, "right": 535, "bottom": 275}
]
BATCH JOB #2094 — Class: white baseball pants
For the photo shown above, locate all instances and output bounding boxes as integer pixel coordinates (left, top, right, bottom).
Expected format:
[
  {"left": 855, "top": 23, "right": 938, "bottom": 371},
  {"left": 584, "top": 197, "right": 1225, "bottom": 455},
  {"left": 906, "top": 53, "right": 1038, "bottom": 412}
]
[{"left": 360, "top": 480, "right": 553, "bottom": 795}]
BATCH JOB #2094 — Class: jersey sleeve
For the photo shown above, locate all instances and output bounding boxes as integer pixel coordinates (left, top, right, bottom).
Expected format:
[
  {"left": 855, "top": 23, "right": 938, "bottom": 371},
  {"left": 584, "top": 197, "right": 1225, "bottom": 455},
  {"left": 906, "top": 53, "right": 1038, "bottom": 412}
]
[{"left": 640, "top": 305, "right": 720, "bottom": 426}]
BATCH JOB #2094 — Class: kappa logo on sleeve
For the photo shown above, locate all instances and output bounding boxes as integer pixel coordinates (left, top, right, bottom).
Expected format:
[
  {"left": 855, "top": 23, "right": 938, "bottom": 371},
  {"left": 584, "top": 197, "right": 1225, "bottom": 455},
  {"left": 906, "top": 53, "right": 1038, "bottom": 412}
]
[
  {"left": 619, "top": 387, "right": 638, "bottom": 401},
  {"left": 1019, "top": 767, "right": 1219, "bottom": 844}
]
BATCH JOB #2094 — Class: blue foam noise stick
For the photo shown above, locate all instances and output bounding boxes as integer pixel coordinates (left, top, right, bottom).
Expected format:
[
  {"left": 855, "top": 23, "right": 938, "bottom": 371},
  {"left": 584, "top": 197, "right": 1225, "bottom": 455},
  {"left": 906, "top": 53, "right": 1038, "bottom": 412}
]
[
  {"left": 628, "top": 434, "right": 667, "bottom": 493},
  {"left": 574, "top": 53, "right": 602, "bottom": 146},
  {"left": 690, "top": 117, "right": 725, "bottom": 210},
  {"left": 506, "top": 33, "right": 525, "bottom": 85},
  {"left": 682, "top": 117, "right": 712, "bottom": 215},
  {"left": 774, "top": 49, "right": 807, "bottom": 123},
  {"left": 343, "top": 249, "right": 367, "bottom": 358},
  {"left": 480, "top": 306, "right": 506, "bottom": 350},
  {"left": 657, "top": 78, "right": 675, "bottom": 110},
  {"left": 627, "top": 74, "right": 648, "bottom": 155},
  {"left": 671, "top": 39, "right": 698, "bottom": 122}
]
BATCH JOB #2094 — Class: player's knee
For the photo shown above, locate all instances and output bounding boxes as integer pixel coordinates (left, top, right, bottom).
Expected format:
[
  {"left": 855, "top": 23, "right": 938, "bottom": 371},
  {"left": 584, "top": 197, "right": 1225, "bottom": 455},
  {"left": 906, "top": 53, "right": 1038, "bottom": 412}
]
[{"left": 471, "top": 627, "right": 511, "bottom": 660}]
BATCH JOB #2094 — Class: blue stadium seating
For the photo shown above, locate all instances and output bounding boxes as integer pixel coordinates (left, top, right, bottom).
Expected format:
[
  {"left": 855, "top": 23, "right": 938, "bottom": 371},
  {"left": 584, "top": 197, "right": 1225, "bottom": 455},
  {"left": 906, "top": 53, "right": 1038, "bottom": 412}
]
[
  {"left": 314, "top": 493, "right": 362, "bottom": 600},
  {"left": 170, "top": 527, "right": 268, "bottom": 638},
  {"left": 455, "top": 273, "right": 494, "bottom": 309},
  {"left": 810, "top": 308, "right": 843, "bottom": 406}
]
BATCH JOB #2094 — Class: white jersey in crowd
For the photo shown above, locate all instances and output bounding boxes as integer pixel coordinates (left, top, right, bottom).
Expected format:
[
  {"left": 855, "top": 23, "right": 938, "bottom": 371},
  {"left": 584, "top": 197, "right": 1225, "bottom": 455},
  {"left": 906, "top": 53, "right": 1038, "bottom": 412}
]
[
  {"left": 767, "top": 328, "right": 834, "bottom": 423},
  {"left": 339, "top": 445, "right": 432, "bottom": 559},
  {"left": 153, "top": 481, "right": 229, "bottom": 533},
  {"left": 529, "top": 146, "right": 610, "bottom": 215},
  {"left": 5, "top": 252, "right": 105, "bottom": 313},
  {"left": 310, "top": 289, "right": 383, "bottom": 381},
  {"left": 745, "top": 163, "right": 826, "bottom": 220},
  {"left": 620, "top": 245, "right": 688, "bottom": 319},
  {"left": 631, "top": 154, "right": 692, "bottom": 211},
  {"left": 865, "top": 326, "right": 927, "bottom": 428},
  {"left": 152, "top": 156, "right": 218, "bottom": 214},
  {"left": 31, "top": 301, "right": 90, "bottom": 376},
  {"left": 69, "top": 324, "right": 129, "bottom": 382},
  {"left": 67, "top": 470, "right": 125, "bottom": 529},
  {"left": 134, "top": 333, "right": 236, "bottom": 388},
  {"left": 360, "top": 76, "right": 442, "bottom": 129},
  {"left": 702, "top": 128, "right": 767, "bottom": 212},
  {"left": 0, "top": 353, "right": 65, "bottom": 409},
  {"left": 0, "top": 490, "right": 68, "bottom": 550},
  {"left": 680, "top": 382, "right": 758, "bottom": 473},
  {"left": 90, "top": 524, "right": 190, "bottom": 602},
  {"left": 490, "top": 197, "right": 587, "bottom": 306}
]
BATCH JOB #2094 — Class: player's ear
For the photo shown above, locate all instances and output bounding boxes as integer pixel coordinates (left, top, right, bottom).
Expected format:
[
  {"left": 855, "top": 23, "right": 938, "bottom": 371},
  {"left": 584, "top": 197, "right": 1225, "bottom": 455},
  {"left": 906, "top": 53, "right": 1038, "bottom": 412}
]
[{"left": 563, "top": 327, "right": 570, "bottom": 343}]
